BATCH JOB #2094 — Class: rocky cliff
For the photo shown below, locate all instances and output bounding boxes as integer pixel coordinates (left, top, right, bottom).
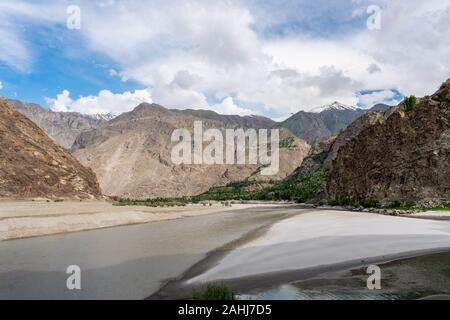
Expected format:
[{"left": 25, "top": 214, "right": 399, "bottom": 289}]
[
  {"left": 0, "top": 99, "right": 101, "bottom": 199},
  {"left": 327, "top": 83, "right": 450, "bottom": 205}
]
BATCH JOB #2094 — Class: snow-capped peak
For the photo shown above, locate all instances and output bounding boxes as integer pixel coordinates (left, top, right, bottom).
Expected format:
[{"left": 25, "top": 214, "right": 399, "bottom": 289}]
[
  {"left": 88, "top": 113, "right": 116, "bottom": 121},
  {"left": 310, "top": 101, "right": 357, "bottom": 113}
]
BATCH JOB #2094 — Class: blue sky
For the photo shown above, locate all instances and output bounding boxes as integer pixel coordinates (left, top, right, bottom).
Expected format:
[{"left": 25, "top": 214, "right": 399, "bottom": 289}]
[
  {"left": 1, "top": 0, "right": 449, "bottom": 119},
  {"left": 0, "top": 20, "right": 142, "bottom": 105}
]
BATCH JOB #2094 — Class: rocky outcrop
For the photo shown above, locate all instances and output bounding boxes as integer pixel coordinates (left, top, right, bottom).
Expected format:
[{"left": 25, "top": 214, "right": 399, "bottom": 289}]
[
  {"left": 7, "top": 99, "right": 107, "bottom": 149},
  {"left": 327, "top": 83, "right": 450, "bottom": 205},
  {"left": 0, "top": 99, "right": 101, "bottom": 199},
  {"left": 324, "top": 111, "right": 387, "bottom": 169},
  {"left": 72, "top": 103, "right": 310, "bottom": 199}
]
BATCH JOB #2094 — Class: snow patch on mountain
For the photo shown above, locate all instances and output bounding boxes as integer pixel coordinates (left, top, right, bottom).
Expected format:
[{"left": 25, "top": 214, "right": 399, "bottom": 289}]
[{"left": 310, "top": 101, "right": 358, "bottom": 113}]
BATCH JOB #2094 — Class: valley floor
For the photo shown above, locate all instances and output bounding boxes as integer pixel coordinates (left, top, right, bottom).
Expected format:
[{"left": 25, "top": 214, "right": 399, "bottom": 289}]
[{"left": 1, "top": 204, "right": 450, "bottom": 300}]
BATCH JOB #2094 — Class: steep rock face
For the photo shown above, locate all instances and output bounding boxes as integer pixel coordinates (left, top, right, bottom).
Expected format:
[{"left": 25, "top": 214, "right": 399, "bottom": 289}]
[
  {"left": 327, "top": 84, "right": 450, "bottom": 204},
  {"left": 324, "top": 111, "right": 387, "bottom": 169},
  {"left": 72, "top": 103, "right": 309, "bottom": 199},
  {"left": 0, "top": 99, "right": 101, "bottom": 199},
  {"left": 7, "top": 99, "right": 106, "bottom": 149}
]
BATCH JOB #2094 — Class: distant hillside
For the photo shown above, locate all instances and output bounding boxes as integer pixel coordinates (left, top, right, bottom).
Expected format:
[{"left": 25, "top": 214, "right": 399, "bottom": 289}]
[
  {"left": 177, "top": 109, "right": 275, "bottom": 129},
  {"left": 276, "top": 102, "right": 390, "bottom": 144},
  {"left": 0, "top": 99, "right": 101, "bottom": 199},
  {"left": 71, "top": 103, "right": 310, "bottom": 199},
  {"left": 7, "top": 99, "right": 109, "bottom": 149}
]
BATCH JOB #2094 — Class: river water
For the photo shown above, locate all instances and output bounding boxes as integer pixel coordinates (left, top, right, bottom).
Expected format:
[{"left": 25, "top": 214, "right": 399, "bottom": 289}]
[{"left": 0, "top": 206, "right": 299, "bottom": 299}]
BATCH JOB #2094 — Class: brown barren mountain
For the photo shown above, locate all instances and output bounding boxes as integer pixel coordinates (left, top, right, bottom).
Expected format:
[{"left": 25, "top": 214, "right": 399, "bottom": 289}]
[
  {"left": 7, "top": 99, "right": 107, "bottom": 149},
  {"left": 0, "top": 99, "right": 101, "bottom": 199},
  {"left": 72, "top": 103, "right": 309, "bottom": 199},
  {"left": 327, "top": 82, "right": 450, "bottom": 205}
]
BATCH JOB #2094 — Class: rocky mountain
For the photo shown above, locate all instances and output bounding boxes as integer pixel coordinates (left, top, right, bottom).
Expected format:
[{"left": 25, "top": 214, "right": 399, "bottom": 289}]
[
  {"left": 279, "top": 105, "right": 393, "bottom": 204},
  {"left": 0, "top": 99, "right": 101, "bottom": 199},
  {"left": 276, "top": 102, "right": 366, "bottom": 144},
  {"left": 6, "top": 99, "right": 108, "bottom": 149},
  {"left": 310, "top": 101, "right": 358, "bottom": 113},
  {"left": 323, "top": 110, "right": 388, "bottom": 169},
  {"left": 327, "top": 82, "right": 450, "bottom": 205},
  {"left": 177, "top": 109, "right": 275, "bottom": 129},
  {"left": 71, "top": 103, "right": 310, "bottom": 199}
]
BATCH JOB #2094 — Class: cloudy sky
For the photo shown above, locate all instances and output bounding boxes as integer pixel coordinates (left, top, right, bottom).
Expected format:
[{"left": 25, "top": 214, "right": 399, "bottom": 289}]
[{"left": 0, "top": 0, "right": 449, "bottom": 119}]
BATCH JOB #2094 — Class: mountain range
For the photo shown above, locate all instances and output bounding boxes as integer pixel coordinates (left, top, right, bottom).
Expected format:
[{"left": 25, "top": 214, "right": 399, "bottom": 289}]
[
  {"left": 276, "top": 102, "right": 389, "bottom": 144},
  {"left": 70, "top": 103, "right": 310, "bottom": 198},
  {"left": 1, "top": 96, "right": 394, "bottom": 200},
  {"left": 8, "top": 99, "right": 388, "bottom": 149}
]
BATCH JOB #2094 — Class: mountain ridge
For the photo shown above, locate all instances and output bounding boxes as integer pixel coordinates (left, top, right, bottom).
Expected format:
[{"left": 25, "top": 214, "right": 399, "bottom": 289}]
[{"left": 0, "top": 99, "right": 101, "bottom": 199}]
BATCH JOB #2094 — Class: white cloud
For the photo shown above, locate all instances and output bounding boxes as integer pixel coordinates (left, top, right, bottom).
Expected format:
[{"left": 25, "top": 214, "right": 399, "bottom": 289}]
[
  {"left": 357, "top": 89, "right": 401, "bottom": 108},
  {"left": 0, "top": 81, "right": 3, "bottom": 90},
  {"left": 213, "top": 97, "right": 253, "bottom": 116},
  {"left": 3, "top": 0, "right": 450, "bottom": 118},
  {"left": 45, "top": 89, "right": 153, "bottom": 115}
]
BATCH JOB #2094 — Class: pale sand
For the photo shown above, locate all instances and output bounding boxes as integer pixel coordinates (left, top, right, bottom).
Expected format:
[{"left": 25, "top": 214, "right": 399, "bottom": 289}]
[
  {"left": 188, "top": 210, "right": 450, "bottom": 283},
  {"left": 0, "top": 200, "right": 287, "bottom": 241},
  {"left": 409, "top": 211, "right": 450, "bottom": 218}
]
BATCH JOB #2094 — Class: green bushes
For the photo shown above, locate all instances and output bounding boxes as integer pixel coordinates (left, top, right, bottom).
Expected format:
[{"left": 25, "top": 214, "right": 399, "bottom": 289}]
[
  {"left": 116, "top": 166, "right": 328, "bottom": 206},
  {"left": 385, "top": 201, "right": 417, "bottom": 210},
  {"left": 192, "top": 284, "right": 235, "bottom": 300},
  {"left": 279, "top": 136, "right": 297, "bottom": 149},
  {"left": 329, "top": 197, "right": 380, "bottom": 208},
  {"left": 115, "top": 197, "right": 190, "bottom": 207},
  {"left": 311, "top": 151, "right": 328, "bottom": 164},
  {"left": 441, "top": 79, "right": 450, "bottom": 88},
  {"left": 403, "top": 96, "right": 417, "bottom": 112}
]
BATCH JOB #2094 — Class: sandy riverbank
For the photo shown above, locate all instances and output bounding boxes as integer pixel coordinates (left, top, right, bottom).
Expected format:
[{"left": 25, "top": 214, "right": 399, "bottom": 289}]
[
  {"left": 187, "top": 210, "right": 450, "bottom": 284},
  {"left": 0, "top": 200, "right": 287, "bottom": 241}
]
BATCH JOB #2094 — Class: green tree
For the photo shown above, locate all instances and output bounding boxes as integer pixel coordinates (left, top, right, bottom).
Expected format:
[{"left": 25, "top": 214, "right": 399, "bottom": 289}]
[{"left": 403, "top": 96, "right": 417, "bottom": 112}]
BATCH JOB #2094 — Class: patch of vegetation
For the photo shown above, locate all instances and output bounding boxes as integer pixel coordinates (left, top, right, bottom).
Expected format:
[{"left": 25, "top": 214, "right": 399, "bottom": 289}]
[
  {"left": 329, "top": 197, "right": 381, "bottom": 208},
  {"left": 385, "top": 201, "right": 417, "bottom": 211},
  {"left": 403, "top": 96, "right": 417, "bottom": 112},
  {"left": 253, "top": 169, "right": 328, "bottom": 202},
  {"left": 116, "top": 169, "right": 328, "bottom": 206},
  {"left": 311, "top": 151, "right": 328, "bottom": 164},
  {"left": 192, "top": 283, "right": 235, "bottom": 300},
  {"left": 441, "top": 79, "right": 450, "bottom": 88},
  {"left": 279, "top": 136, "right": 297, "bottom": 149},
  {"left": 115, "top": 197, "right": 190, "bottom": 207},
  {"left": 429, "top": 203, "right": 450, "bottom": 211},
  {"left": 191, "top": 180, "right": 258, "bottom": 202}
]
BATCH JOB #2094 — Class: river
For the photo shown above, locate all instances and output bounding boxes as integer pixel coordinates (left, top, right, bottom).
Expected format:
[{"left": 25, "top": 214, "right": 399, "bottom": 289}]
[{"left": 0, "top": 206, "right": 300, "bottom": 299}]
